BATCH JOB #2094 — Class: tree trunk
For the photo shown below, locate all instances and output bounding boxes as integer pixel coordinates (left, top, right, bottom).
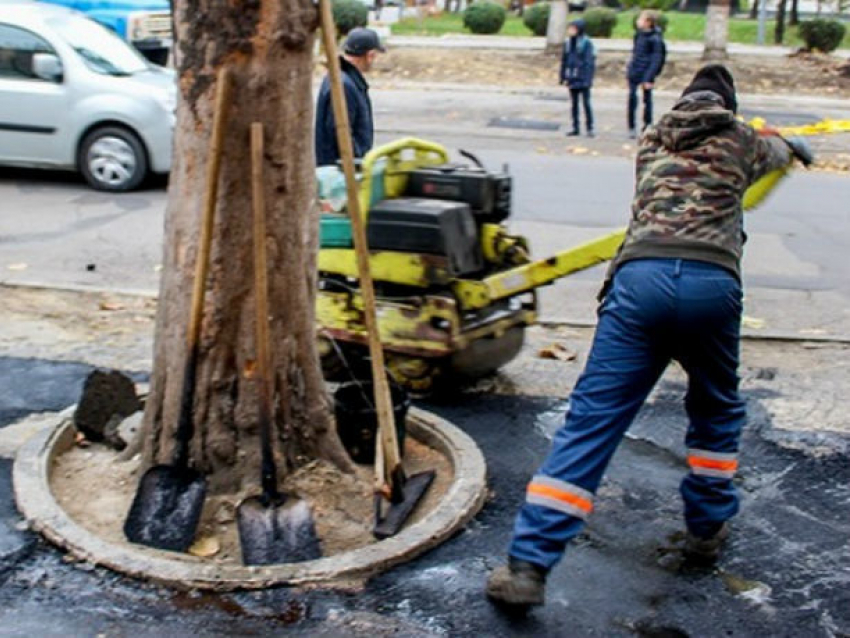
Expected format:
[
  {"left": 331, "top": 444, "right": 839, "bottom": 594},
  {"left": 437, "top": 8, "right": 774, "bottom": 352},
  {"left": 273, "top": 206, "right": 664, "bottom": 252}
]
[
  {"left": 789, "top": 0, "right": 799, "bottom": 26},
  {"left": 142, "top": 0, "right": 353, "bottom": 495},
  {"left": 775, "top": 0, "right": 787, "bottom": 44},
  {"left": 545, "top": 0, "right": 568, "bottom": 55},
  {"left": 703, "top": 0, "right": 731, "bottom": 60},
  {"left": 749, "top": 0, "right": 758, "bottom": 20}
]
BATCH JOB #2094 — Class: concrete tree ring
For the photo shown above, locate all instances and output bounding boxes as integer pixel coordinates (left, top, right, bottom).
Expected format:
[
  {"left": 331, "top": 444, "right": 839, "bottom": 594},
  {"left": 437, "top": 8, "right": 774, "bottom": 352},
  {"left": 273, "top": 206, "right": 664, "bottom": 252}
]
[{"left": 13, "top": 407, "right": 488, "bottom": 591}]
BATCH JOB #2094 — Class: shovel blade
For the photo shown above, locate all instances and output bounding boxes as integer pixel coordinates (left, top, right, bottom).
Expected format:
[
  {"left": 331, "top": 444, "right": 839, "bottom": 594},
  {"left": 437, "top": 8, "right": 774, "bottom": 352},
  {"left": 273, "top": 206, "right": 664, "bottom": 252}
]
[
  {"left": 237, "top": 496, "right": 322, "bottom": 566},
  {"left": 123, "top": 465, "right": 207, "bottom": 552},
  {"left": 373, "top": 470, "right": 436, "bottom": 540}
]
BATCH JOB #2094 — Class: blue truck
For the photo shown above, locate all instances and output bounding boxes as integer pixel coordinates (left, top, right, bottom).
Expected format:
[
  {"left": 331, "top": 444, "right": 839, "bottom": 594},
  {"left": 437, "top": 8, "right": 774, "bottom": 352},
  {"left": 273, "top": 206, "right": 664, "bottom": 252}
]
[{"left": 38, "top": 0, "right": 172, "bottom": 65}]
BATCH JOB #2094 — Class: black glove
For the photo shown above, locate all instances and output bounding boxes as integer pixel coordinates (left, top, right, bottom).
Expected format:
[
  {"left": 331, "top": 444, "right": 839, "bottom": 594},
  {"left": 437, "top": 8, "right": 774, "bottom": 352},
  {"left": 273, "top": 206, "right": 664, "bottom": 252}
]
[{"left": 785, "top": 136, "right": 814, "bottom": 167}]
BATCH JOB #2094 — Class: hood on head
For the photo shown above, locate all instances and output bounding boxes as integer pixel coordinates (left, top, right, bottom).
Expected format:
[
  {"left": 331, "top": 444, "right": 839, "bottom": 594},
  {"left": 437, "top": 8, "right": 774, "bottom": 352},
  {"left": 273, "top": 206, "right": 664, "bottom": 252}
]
[
  {"left": 682, "top": 64, "right": 738, "bottom": 113},
  {"left": 569, "top": 19, "right": 586, "bottom": 36},
  {"left": 654, "top": 92, "right": 736, "bottom": 152}
]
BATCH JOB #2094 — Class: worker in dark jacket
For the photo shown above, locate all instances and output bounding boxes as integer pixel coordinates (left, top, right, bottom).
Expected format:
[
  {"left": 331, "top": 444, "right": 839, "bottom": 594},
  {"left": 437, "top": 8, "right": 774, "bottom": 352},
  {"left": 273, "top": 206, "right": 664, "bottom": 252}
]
[
  {"left": 560, "top": 19, "right": 596, "bottom": 138},
  {"left": 627, "top": 10, "right": 665, "bottom": 138},
  {"left": 315, "top": 28, "right": 385, "bottom": 167},
  {"left": 486, "top": 65, "right": 813, "bottom": 609}
]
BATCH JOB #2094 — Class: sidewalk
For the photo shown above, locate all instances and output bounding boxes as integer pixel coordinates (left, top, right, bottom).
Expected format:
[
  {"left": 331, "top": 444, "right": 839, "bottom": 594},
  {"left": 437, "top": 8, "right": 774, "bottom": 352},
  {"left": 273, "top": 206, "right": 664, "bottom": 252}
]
[{"left": 387, "top": 33, "right": 850, "bottom": 57}]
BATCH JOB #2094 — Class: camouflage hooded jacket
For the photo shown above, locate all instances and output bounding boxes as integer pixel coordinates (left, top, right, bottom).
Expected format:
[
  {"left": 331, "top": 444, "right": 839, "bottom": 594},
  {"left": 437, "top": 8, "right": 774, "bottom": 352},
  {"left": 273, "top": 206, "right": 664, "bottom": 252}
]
[{"left": 610, "top": 91, "right": 791, "bottom": 282}]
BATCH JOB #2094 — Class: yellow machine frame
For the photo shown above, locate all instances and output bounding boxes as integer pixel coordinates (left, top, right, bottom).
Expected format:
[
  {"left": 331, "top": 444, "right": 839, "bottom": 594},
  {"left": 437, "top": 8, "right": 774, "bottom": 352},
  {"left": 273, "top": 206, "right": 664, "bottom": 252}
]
[{"left": 317, "top": 135, "right": 798, "bottom": 387}]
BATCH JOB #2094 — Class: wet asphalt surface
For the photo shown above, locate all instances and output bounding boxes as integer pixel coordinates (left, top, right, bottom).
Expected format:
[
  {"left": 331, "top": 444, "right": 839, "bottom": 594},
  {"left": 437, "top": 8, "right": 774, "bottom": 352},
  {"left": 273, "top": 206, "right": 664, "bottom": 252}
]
[{"left": 0, "top": 357, "right": 849, "bottom": 637}]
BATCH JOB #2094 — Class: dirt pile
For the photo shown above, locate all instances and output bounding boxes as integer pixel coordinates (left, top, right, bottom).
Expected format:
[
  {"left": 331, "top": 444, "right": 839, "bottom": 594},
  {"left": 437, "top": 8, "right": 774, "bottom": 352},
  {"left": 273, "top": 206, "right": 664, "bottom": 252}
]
[{"left": 52, "top": 429, "right": 453, "bottom": 563}]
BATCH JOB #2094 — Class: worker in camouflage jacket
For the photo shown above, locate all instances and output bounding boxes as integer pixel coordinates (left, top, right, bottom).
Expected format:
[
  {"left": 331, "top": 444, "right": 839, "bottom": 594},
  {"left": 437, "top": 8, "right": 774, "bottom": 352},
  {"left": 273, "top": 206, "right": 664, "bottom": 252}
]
[{"left": 487, "top": 65, "right": 813, "bottom": 609}]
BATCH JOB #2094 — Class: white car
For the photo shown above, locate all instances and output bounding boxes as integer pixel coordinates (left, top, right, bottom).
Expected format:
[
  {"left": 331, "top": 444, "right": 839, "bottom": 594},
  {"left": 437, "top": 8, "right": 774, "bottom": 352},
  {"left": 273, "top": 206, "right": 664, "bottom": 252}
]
[{"left": 0, "top": 2, "right": 175, "bottom": 190}]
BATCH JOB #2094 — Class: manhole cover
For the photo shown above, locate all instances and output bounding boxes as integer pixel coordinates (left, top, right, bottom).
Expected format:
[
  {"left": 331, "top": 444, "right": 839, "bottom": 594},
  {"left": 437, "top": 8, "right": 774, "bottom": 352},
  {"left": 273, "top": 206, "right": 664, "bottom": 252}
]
[
  {"left": 488, "top": 117, "right": 561, "bottom": 131},
  {"left": 740, "top": 109, "right": 822, "bottom": 126}
]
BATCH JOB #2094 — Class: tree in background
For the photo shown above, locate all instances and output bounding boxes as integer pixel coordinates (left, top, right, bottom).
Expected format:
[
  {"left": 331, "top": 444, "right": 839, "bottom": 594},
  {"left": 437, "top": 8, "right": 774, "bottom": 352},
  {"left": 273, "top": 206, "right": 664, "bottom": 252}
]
[
  {"left": 703, "top": 0, "right": 731, "bottom": 59},
  {"left": 546, "top": 0, "right": 569, "bottom": 54},
  {"left": 775, "top": 0, "right": 788, "bottom": 43},
  {"left": 142, "top": 0, "right": 352, "bottom": 494}
]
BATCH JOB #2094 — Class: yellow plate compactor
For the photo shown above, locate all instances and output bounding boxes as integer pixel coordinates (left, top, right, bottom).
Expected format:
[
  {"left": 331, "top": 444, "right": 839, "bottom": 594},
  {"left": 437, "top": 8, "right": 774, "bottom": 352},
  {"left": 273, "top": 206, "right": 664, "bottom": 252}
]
[
  {"left": 316, "top": 137, "right": 787, "bottom": 393},
  {"left": 316, "top": 138, "right": 623, "bottom": 392}
]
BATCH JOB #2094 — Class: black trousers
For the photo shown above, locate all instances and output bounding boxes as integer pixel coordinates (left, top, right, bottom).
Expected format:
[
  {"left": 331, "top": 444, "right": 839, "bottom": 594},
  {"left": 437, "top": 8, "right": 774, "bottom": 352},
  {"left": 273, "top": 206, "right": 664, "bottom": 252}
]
[
  {"left": 628, "top": 81, "right": 653, "bottom": 130},
  {"left": 569, "top": 87, "right": 594, "bottom": 133}
]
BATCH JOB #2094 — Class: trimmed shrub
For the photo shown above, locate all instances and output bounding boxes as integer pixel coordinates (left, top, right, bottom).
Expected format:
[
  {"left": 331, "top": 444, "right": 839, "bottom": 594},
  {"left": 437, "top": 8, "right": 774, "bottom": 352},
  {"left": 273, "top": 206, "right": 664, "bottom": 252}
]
[
  {"left": 463, "top": 1, "right": 508, "bottom": 34},
  {"left": 620, "top": 0, "right": 677, "bottom": 10},
  {"left": 630, "top": 10, "right": 669, "bottom": 32},
  {"left": 798, "top": 19, "right": 847, "bottom": 53},
  {"left": 523, "top": 2, "right": 550, "bottom": 36},
  {"left": 583, "top": 7, "right": 618, "bottom": 38},
  {"left": 332, "top": 0, "right": 369, "bottom": 36}
]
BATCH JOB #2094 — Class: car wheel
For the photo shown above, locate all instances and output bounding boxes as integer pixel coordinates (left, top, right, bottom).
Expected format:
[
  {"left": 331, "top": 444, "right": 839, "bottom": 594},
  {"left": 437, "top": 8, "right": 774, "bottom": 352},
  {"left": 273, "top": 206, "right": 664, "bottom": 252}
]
[{"left": 79, "top": 126, "right": 148, "bottom": 192}]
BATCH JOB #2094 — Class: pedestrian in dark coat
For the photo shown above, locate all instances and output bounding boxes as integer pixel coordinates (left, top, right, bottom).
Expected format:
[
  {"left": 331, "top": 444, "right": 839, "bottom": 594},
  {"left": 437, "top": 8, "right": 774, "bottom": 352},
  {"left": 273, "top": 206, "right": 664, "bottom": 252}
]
[
  {"left": 486, "top": 64, "right": 813, "bottom": 610},
  {"left": 627, "top": 10, "right": 665, "bottom": 137},
  {"left": 560, "top": 19, "right": 596, "bottom": 137},
  {"left": 315, "top": 28, "right": 385, "bottom": 167}
]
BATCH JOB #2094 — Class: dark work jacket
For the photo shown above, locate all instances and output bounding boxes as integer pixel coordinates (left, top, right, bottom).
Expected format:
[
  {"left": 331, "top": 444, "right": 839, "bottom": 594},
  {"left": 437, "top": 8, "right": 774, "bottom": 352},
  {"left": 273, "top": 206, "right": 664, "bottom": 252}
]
[
  {"left": 560, "top": 35, "right": 595, "bottom": 89},
  {"left": 315, "top": 57, "right": 374, "bottom": 167},
  {"left": 603, "top": 91, "right": 791, "bottom": 295},
  {"left": 627, "top": 28, "right": 664, "bottom": 84}
]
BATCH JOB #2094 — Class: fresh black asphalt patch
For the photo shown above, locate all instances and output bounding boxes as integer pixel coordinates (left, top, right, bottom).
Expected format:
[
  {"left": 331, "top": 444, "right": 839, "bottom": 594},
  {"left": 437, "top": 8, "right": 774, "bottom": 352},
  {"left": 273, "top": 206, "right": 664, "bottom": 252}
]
[{"left": 0, "top": 358, "right": 847, "bottom": 637}]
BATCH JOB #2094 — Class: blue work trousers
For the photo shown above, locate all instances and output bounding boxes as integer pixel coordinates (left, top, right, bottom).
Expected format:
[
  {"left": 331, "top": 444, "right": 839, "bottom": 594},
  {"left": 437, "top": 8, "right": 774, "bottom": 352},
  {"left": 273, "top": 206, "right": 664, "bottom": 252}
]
[{"left": 509, "top": 258, "right": 746, "bottom": 571}]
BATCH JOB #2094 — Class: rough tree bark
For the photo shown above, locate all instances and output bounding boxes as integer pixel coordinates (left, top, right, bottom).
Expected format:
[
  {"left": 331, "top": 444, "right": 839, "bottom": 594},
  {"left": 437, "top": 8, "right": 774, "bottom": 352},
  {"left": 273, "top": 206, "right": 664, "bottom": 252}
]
[
  {"left": 749, "top": 0, "right": 758, "bottom": 20},
  {"left": 142, "top": 0, "right": 353, "bottom": 495},
  {"left": 545, "top": 0, "right": 569, "bottom": 55},
  {"left": 789, "top": 0, "right": 799, "bottom": 26},
  {"left": 703, "top": 0, "right": 731, "bottom": 60}
]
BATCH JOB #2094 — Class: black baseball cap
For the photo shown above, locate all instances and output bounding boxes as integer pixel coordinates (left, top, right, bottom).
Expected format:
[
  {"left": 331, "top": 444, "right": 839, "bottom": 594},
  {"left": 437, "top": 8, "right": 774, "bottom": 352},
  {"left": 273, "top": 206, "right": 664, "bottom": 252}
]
[{"left": 344, "top": 28, "right": 386, "bottom": 56}]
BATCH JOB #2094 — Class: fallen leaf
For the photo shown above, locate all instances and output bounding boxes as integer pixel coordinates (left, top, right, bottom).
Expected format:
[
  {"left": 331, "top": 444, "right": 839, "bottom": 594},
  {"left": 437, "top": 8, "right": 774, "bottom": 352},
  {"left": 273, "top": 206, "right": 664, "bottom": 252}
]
[
  {"left": 570, "top": 147, "right": 589, "bottom": 155},
  {"left": 188, "top": 535, "right": 221, "bottom": 558},
  {"left": 153, "top": 264, "right": 163, "bottom": 272},
  {"left": 538, "top": 343, "right": 577, "bottom": 362},
  {"left": 99, "top": 301, "right": 125, "bottom": 312},
  {"left": 7, "top": 263, "right": 27, "bottom": 271},
  {"left": 742, "top": 316, "right": 766, "bottom": 329}
]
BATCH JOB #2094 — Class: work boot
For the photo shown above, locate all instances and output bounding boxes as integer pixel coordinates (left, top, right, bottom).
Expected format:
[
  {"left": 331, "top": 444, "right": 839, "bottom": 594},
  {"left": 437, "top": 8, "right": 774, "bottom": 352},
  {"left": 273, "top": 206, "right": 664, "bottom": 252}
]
[
  {"left": 587, "top": 130, "right": 596, "bottom": 138},
  {"left": 566, "top": 129, "right": 580, "bottom": 137},
  {"left": 684, "top": 522, "right": 730, "bottom": 564},
  {"left": 486, "top": 558, "right": 546, "bottom": 608}
]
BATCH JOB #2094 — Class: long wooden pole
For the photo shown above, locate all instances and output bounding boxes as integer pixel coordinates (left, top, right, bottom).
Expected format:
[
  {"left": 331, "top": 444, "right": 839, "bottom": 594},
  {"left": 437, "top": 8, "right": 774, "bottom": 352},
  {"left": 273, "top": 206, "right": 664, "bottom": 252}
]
[{"left": 317, "top": 3, "right": 403, "bottom": 495}]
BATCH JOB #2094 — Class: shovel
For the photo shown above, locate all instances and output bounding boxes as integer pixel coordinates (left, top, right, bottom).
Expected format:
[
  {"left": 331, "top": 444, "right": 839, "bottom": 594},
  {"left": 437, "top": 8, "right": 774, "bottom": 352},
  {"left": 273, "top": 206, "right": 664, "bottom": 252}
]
[
  {"left": 236, "top": 122, "right": 322, "bottom": 565},
  {"left": 317, "top": 0, "right": 434, "bottom": 540},
  {"left": 123, "top": 68, "right": 231, "bottom": 552}
]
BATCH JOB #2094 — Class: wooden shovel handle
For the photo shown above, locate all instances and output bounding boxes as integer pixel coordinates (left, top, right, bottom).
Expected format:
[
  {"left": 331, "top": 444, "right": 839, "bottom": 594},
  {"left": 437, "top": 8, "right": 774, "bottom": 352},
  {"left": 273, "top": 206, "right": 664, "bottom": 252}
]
[
  {"left": 250, "top": 122, "right": 280, "bottom": 498},
  {"left": 173, "top": 67, "right": 230, "bottom": 469},
  {"left": 317, "top": 1, "right": 403, "bottom": 482},
  {"left": 188, "top": 66, "right": 231, "bottom": 351}
]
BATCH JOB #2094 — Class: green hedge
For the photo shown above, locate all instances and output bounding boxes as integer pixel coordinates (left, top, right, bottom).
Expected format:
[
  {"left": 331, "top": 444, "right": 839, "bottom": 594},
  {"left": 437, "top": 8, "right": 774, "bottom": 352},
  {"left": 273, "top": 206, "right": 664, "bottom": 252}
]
[
  {"left": 463, "top": 1, "right": 508, "bottom": 34},
  {"left": 583, "top": 7, "right": 619, "bottom": 38},
  {"left": 332, "top": 0, "right": 369, "bottom": 36},
  {"left": 620, "top": 0, "right": 678, "bottom": 10},
  {"left": 523, "top": 2, "right": 550, "bottom": 37},
  {"left": 798, "top": 18, "right": 847, "bottom": 53}
]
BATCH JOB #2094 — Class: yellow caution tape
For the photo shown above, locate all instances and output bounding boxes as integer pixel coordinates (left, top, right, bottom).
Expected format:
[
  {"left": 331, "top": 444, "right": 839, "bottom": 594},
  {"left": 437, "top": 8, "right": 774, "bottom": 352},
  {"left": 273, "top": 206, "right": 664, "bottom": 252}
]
[{"left": 748, "top": 117, "right": 850, "bottom": 137}]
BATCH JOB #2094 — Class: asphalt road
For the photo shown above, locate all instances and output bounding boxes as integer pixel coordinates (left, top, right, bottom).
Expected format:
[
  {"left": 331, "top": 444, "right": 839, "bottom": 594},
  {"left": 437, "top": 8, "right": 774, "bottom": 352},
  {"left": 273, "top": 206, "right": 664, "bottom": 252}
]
[
  {"left": 0, "top": 357, "right": 848, "bottom": 637},
  {"left": 1, "top": 87, "right": 849, "bottom": 335}
]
